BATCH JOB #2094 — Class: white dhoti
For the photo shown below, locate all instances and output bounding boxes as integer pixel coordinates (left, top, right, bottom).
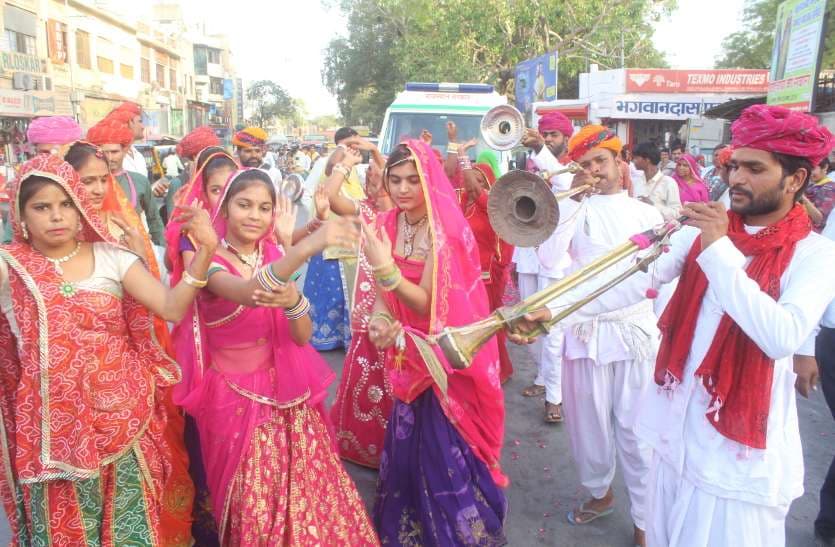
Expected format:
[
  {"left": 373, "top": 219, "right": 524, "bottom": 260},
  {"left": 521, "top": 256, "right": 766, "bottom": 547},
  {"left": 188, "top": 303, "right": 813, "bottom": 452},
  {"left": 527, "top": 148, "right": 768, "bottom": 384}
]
[
  {"left": 562, "top": 357, "right": 653, "bottom": 529},
  {"left": 646, "top": 456, "right": 788, "bottom": 547},
  {"left": 537, "top": 274, "right": 564, "bottom": 405}
]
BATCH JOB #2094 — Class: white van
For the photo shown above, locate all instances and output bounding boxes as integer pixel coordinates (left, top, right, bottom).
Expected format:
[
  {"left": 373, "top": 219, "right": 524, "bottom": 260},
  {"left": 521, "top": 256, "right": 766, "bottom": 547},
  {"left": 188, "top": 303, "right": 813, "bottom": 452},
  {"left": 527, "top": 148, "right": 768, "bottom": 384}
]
[{"left": 378, "top": 82, "right": 512, "bottom": 172}]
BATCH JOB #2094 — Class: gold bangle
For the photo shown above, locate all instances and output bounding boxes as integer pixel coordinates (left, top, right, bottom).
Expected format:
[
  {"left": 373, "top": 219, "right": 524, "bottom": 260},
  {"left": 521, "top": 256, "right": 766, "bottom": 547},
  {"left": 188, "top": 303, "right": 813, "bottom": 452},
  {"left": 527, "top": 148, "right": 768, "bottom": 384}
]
[
  {"left": 372, "top": 260, "right": 395, "bottom": 273},
  {"left": 183, "top": 271, "right": 208, "bottom": 288},
  {"left": 370, "top": 311, "right": 395, "bottom": 327}
]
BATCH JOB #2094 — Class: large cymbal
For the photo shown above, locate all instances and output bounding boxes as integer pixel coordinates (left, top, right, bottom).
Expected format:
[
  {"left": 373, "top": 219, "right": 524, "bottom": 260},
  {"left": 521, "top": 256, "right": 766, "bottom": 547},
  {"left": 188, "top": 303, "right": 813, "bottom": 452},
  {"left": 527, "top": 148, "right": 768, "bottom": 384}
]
[{"left": 487, "top": 170, "right": 559, "bottom": 247}]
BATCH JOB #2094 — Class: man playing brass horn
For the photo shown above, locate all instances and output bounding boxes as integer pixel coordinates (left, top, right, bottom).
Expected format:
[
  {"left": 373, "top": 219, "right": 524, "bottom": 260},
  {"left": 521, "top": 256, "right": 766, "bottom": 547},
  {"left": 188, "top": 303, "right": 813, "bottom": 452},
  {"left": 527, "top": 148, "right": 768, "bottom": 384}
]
[
  {"left": 510, "top": 105, "right": 835, "bottom": 547},
  {"left": 512, "top": 124, "right": 663, "bottom": 545}
]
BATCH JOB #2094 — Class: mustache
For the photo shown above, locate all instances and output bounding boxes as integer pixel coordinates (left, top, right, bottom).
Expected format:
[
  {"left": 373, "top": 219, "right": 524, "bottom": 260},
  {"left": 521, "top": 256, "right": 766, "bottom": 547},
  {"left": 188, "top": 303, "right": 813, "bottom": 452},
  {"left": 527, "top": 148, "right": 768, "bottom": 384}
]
[{"left": 729, "top": 187, "right": 753, "bottom": 199}]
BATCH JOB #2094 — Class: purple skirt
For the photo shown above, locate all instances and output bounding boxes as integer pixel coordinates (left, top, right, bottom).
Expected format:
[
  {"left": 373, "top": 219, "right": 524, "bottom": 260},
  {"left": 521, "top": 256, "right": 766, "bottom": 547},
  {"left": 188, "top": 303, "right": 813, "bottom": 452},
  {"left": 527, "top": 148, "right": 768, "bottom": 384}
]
[{"left": 373, "top": 390, "right": 507, "bottom": 546}]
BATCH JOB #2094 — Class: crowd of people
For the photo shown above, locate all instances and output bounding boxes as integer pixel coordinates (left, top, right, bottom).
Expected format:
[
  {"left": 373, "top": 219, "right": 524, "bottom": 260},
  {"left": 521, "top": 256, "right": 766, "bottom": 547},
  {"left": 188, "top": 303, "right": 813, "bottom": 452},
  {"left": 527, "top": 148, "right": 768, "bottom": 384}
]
[{"left": 0, "top": 99, "right": 831, "bottom": 547}]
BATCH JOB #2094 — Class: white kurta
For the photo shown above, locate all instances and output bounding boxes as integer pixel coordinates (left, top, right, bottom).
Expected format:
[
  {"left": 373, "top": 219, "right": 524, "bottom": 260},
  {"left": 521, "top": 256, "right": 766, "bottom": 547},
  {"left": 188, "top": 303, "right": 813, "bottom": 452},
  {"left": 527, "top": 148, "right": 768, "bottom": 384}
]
[
  {"left": 547, "top": 222, "right": 835, "bottom": 545},
  {"left": 552, "top": 192, "right": 663, "bottom": 529},
  {"left": 643, "top": 170, "right": 682, "bottom": 221},
  {"left": 122, "top": 146, "right": 148, "bottom": 178}
]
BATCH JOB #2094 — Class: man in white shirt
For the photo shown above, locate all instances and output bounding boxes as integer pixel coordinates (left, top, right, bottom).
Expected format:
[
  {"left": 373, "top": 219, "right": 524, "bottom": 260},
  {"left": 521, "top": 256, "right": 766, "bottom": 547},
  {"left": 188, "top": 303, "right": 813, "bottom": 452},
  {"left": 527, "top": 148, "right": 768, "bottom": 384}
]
[
  {"left": 162, "top": 151, "right": 184, "bottom": 178},
  {"left": 810, "top": 299, "right": 835, "bottom": 546},
  {"left": 515, "top": 111, "right": 575, "bottom": 421},
  {"left": 632, "top": 141, "right": 682, "bottom": 220},
  {"left": 232, "top": 127, "right": 283, "bottom": 187},
  {"left": 513, "top": 105, "right": 835, "bottom": 547},
  {"left": 523, "top": 123, "right": 662, "bottom": 546},
  {"left": 294, "top": 147, "right": 312, "bottom": 172}
]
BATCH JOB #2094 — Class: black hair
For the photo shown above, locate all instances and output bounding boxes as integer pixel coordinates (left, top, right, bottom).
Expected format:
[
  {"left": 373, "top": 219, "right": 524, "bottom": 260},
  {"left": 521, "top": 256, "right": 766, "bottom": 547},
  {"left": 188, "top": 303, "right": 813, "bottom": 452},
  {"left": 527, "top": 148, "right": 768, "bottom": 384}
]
[
  {"left": 224, "top": 170, "right": 276, "bottom": 207},
  {"left": 195, "top": 146, "right": 229, "bottom": 172},
  {"left": 383, "top": 144, "right": 414, "bottom": 192},
  {"left": 713, "top": 143, "right": 728, "bottom": 153},
  {"left": 202, "top": 156, "right": 238, "bottom": 190},
  {"left": 820, "top": 157, "right": 831, "bottom": 171},
  {"left": 773, "top": 152, "right": 814, "bottom": 202},
  {"left": 18, "top": 175, "right": 68, "bottom": 212},
  {"left": 670, "top": 142, "right": 685, "bottom": 153},
  {"left": 633, "top": 142, "right": 661, "bottom": 165},
  {"left": 334, "top": 126, "right": 358, "bottom": 144},
  {"left": 65, "top": 142, "right": 105, "bottom": 172}
]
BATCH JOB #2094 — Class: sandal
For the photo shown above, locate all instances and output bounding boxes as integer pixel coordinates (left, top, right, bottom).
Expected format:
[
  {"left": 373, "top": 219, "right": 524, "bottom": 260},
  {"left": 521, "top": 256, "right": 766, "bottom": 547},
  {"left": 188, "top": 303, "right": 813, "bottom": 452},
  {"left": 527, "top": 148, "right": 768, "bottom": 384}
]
[
  {"left": 566, "top": 502, "right": 614, "bottom": 525},
  {"left": 521, "top": 384, "right": 545, "bottom": 397},
  {"left": 544, "top": 402, "right": 563, "bottom": 423}
]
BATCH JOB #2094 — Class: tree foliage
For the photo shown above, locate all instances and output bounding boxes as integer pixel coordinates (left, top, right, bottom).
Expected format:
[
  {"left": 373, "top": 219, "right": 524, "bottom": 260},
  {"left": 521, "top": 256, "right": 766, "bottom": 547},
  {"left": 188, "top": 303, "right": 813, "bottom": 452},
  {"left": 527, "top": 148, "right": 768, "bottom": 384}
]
[
  {"left": 323, "top": 0, "right": 673, "bottom": 130},
  {"left": 716, "top": 0, "right": 835, "bottom": 69},
  {"left": 246, "top": 80, "right": 299, "bottom": 129}
]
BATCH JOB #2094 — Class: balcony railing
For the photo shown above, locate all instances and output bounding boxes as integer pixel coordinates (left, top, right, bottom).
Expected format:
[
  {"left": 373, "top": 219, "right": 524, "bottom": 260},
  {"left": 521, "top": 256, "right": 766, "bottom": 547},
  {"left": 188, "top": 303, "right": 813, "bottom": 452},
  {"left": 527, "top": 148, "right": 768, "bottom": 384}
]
[{"left": 817, "top": 73, "right": 835, "bottom": 112}]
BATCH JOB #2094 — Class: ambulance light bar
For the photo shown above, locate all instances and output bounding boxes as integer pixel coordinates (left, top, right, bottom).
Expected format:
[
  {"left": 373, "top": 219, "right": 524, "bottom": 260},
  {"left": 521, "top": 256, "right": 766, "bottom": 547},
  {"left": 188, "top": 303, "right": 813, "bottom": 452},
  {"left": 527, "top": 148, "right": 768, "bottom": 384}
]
[{"left": 404, "top": 82, "right": 495, "bottom": 94}]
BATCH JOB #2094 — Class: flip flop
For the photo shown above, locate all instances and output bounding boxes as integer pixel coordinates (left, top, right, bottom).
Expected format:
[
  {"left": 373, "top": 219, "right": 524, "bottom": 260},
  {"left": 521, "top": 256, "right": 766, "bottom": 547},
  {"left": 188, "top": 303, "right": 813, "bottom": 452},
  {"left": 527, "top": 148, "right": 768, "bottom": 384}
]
[
  {"left": 566, "top": 503, "right": 614, "bottom": 525},
  {"left": 521, "top": 384, "right": 545, "bottom": 397}
]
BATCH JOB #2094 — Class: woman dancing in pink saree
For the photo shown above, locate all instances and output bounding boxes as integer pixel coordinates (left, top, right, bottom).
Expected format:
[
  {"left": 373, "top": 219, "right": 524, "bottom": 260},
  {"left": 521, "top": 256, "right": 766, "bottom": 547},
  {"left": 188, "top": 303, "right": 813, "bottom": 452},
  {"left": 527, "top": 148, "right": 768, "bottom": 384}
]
[{"left": 172, "top": 168, "right": 378, "bottom": 546}]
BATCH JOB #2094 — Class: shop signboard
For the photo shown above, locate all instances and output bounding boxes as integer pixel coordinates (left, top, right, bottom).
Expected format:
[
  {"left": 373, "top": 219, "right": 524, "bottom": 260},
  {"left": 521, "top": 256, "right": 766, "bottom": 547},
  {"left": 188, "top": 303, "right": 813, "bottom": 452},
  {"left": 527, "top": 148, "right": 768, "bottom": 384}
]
[
  {"left": 605, "top": 93, "right": 739, "bottom": 120},
  {"left": 625, "top": 69, "right": 768, "bottom": 94},
  {"left": 0, "top": 51, "right": 41, "bottom": 74},
  {"left": 0, "top": 89, "right": 72, "bottom": 117},
  {"left": 514, "top": 51, "right": 558, "bottom": 120},
  {"left": 767, "top": 0, "right": 827, "bottom": 111}
]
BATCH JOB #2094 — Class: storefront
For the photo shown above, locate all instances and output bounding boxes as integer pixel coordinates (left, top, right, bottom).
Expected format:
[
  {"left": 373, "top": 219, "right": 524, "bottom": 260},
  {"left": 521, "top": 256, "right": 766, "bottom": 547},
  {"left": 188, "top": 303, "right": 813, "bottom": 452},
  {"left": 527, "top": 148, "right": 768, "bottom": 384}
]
[
  {"left": 535, "top": 68, "right": 768, "bottom": 150},
  {"left": 0, "top": 88, "right": 73, "bottom": 166}
]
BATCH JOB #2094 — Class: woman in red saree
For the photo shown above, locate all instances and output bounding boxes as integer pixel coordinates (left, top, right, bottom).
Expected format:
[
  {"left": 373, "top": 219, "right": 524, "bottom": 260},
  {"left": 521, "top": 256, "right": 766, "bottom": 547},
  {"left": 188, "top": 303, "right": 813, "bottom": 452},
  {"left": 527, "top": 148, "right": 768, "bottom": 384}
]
[
  {"left": 364, "top": 140, "right": 507, "bottom": 545},
  {"left": 0, "top": 154, "right": 217, "bottom": 545},
  {"left": 65, "top": 141, "right": 196, "bottom": 546},
  {"left": 327, "top": 150, "right": 396, "bottom": 468},
  {"left": 171, "top": 168, "right": 378, "bottom": 546}
]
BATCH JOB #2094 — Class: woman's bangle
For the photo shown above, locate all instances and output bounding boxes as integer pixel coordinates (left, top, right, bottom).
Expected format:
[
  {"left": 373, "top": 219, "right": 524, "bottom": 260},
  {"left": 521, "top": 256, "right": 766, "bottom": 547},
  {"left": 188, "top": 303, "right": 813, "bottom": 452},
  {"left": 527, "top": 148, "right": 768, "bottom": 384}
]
[
  {"left": 255, "top": 264, "right": 287, "bottom": 291},
  {"left": 284, "top": 295, "right": 310, "bottom": 320},
  {"left": 370, "top": 311, "right": 395, "bottom": 327},
  {"left": 372, "top": 260, "right": 395, "bottom": 273},
  {"left": 182, "top": 271, "right": 208, "bottom": 288},
  {"left": 375, "top": 265, "right": 402, "bottom": 292},
  {"left": 446, "top": 143, "right": 459, "bottom": 154}
]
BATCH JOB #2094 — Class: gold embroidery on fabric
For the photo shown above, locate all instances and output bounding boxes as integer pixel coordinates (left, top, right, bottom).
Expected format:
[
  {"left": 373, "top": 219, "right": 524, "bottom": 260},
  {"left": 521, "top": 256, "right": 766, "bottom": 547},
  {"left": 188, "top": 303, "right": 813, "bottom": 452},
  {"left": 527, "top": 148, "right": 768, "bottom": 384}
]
[{"left": 224, "top": 379, "right": 310, "bottom": 409}]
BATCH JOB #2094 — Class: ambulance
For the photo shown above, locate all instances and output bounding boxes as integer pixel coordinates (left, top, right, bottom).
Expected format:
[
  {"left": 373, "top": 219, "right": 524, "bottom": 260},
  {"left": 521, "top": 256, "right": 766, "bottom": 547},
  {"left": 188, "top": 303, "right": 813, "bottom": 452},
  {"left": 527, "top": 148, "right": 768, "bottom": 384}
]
[{"left": 378, "top": 82, "right": 512, "bottom": 172}]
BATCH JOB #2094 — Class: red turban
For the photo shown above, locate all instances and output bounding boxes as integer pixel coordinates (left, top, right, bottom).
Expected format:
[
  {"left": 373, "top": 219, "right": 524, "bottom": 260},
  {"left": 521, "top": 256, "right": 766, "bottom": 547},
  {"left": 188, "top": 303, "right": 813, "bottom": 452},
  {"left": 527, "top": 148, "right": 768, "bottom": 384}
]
[
  {"left": 86, "top": 119, "right": 133, "bottom": 147},
  {"left": 538, "top": 111, "right": 574, "bottom": 138},
  {"left": 567, "top": 124, "right": 622, "bottom": 162},
  {"left": 177, "top": 126, "right": 220, "bottom": 160},
  {"left": 715, "top": 146, "right": 734, "bottom": 168},
  {"left": 731, "top": 104, "right": 834, "bottom": 166}
]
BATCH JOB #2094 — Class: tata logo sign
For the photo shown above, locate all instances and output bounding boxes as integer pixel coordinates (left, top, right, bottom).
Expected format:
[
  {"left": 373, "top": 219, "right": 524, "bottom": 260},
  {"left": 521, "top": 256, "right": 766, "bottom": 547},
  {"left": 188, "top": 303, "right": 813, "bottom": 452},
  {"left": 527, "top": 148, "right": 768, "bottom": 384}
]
[{"left": 0, "top": 51, "right": 42, "bottom": 74}]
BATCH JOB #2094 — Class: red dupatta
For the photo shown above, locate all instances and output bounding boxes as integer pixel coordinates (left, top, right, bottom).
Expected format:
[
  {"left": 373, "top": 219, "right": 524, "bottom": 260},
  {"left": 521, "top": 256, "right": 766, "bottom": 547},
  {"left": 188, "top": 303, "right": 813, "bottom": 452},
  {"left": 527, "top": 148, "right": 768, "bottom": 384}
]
[{"left": 377, "top": 140, "right": 507, "bottom": 486}]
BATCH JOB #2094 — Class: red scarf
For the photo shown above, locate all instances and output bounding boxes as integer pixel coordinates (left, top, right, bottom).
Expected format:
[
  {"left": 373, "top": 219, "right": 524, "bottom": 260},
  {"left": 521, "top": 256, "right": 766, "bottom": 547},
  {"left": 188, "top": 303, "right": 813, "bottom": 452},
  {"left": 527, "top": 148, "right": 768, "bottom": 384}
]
[{"left": 656, "top": 204, "right": 811, "bottom": 449}]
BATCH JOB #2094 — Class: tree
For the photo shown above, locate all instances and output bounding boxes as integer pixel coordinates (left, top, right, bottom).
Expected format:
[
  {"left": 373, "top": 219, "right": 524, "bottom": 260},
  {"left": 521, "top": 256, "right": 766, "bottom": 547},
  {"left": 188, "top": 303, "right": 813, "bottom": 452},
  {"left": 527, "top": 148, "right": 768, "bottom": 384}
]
[
  {"left": 716, "top": 0, "right": 834, "bottom": 69},
  {"left": 323, "top": 0, "right": 672, "bottom": 129},
  {"left": 246, "top": 80, "right": 299, "bottom": 129}
]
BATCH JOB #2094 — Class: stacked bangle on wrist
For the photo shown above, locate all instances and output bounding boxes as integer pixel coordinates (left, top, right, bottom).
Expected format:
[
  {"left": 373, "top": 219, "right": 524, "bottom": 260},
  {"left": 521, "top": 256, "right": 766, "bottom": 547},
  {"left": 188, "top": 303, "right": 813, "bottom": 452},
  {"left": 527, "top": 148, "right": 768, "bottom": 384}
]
[
  {"left": 370, "top": 311, "right": 395, "bottom": 327},
  {"left": 374, "top": 262, "right": 403, "bottom": 292},
  {"left": 284, "top": 295, "right": 310, "bottom": 320},
  {"left": 183, "top": 271, "right": 208, "bottom": 288},
  {"left": 446, "top": 143, "right": 459, "bottom": 154},
  {"left": 255, "top": 264, "right": 288, "bottom": 291}
]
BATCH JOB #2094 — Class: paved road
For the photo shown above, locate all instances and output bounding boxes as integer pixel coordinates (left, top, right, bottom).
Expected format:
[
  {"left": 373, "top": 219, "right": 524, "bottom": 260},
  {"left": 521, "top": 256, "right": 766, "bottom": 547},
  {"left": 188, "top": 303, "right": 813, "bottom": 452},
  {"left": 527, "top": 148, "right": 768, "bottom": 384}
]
[{"left": 0, "top": 344, "right": 830, "bottom": 546}]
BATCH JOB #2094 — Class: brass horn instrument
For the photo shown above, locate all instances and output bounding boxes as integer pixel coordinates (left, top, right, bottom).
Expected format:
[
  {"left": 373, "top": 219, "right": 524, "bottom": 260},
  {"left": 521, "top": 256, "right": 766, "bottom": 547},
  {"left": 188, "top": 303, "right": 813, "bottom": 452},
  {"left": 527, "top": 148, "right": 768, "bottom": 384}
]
[
  {"left": 433, "top": 217, "right": 687, "bottom": 370},
  {"left": 486, "top": 164, "right": 593, "bottom": 247},
  {"left": 480, "top": 104, "right": 525, "bottom": 151}
]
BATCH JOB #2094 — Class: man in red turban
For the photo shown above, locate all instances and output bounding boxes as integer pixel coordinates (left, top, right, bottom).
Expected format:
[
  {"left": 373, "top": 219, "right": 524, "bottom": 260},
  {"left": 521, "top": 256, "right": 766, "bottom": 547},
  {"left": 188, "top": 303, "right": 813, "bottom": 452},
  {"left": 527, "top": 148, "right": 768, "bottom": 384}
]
[
  {"left": 513, "top": 105, "right": 835, "bottom": 547},
  {"left": 105, "top": 101, "right": 147, "bottom": 177},
  {"left": 160, "top": 126, "right": 223, "bottom": 221},
  {"left": 513, "top": 110, "right": 578, "bottom": 425},
  {"left": 87, "top": 118, "right": 165, "bottom": 246}
]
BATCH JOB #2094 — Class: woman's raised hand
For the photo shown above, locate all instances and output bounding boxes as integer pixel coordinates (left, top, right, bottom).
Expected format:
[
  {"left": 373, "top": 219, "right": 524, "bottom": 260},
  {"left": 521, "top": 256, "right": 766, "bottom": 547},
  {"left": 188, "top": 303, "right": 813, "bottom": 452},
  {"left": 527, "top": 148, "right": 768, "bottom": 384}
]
[
  {"left": 360, "top": 219, "right": 393, "bottom": 269},
  {"left": 313, "top": 185, "right": 331, "bottom": 221},
  {"left": 312, "top": 215, "right": 360, "bottom": 251},
  {"left": 174, "top": 198, "right": 218, "bottom": 251},
  {"left": 110, "top": 214, "right": 148, "bottom": 260},
  {"left": 274, "top": 193, "right": 298, "bottom": 247}
]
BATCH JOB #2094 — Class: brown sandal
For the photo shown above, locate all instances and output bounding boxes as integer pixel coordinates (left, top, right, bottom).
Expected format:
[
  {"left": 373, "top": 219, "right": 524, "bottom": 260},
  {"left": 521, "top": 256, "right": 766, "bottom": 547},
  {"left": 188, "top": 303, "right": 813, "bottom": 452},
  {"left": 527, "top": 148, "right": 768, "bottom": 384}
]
[
  {"left": 544, "top": 402, "right": 563, "bottom": 423},
  {"left": 521, "top": 384, "right": 546, "bottom": 397}
]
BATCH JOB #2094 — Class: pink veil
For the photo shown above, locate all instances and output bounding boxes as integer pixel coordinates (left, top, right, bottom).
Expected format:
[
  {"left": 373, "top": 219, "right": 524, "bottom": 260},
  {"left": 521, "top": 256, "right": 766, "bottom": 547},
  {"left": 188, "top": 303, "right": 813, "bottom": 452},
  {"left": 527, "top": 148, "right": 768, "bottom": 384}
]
[
  {"left": 172, "top": 168, "right": 333, "bottom": 410},
  {"left": 378, "top": 139, "right": 507, "bottom": 486}
]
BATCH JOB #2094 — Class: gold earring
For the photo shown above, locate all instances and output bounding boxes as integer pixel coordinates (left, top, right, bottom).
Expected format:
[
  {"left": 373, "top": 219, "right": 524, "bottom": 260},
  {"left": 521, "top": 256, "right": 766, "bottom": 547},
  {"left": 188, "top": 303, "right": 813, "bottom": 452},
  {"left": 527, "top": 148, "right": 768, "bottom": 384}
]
[{"left": 21, "top": 222, "right": 28, "bottom": 240}]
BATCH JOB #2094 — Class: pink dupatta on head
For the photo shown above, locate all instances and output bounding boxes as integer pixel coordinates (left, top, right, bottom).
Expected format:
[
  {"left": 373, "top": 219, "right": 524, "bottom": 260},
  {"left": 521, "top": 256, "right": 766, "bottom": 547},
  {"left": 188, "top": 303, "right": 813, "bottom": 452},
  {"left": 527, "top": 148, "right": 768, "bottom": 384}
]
[
  {"left": 377, "top": 139, "right": 507, "bottom": 486},
  {"left": 673, "top": 153, "right": 709, "bottom": 202}
]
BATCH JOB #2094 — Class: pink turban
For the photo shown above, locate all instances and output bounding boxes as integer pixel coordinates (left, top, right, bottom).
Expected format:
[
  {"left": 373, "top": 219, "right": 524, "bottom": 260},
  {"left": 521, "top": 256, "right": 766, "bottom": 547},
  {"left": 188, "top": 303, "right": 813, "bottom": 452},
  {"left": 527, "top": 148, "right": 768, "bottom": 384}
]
[
  {"left": 731, "top": 104, "right": 834, "bottom": 166},
  {"left": 538, "top": 112, "right": 574, "bottom": 138},
  {"left": 27, "top": 116, "right": 82, "bottom": 145}
]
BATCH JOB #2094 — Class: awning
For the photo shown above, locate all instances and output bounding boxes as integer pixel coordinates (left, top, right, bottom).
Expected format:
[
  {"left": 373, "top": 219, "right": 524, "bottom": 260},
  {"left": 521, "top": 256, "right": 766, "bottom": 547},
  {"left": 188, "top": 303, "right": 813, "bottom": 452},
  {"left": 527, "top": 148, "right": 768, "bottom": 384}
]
[
  {"left": 703, "top": 96, "right": 765, "bottom": 120},
  {"left": 535, "top": 104, "right": 589, "bottom": 120}
]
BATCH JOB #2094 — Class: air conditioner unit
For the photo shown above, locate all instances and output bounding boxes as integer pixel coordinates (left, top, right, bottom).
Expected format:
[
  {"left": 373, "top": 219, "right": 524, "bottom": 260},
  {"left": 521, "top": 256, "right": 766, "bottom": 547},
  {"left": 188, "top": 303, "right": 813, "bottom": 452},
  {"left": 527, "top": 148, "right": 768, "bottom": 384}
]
[{"left": 12, "top": 73, "right": 34, "bottom": 91}]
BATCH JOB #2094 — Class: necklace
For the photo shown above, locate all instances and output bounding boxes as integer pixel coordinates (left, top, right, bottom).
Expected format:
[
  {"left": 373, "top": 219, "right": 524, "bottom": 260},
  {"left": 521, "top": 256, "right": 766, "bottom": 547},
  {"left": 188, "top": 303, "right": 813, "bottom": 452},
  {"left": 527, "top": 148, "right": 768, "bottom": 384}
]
[
  {"left": 401, "top": 213, "right": 427, "bottom": 258},
  {"left": 44, "top": 241, "right": 82, "bottom": 276},
  {"left": 222, "top": 239, "right": 259, "bottom": 269}
]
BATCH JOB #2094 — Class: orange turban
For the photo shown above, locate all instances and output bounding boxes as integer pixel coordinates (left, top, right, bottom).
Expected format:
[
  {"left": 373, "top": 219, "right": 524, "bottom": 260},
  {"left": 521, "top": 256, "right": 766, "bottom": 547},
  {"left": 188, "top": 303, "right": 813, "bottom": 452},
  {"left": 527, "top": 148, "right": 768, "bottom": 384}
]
[
  {"left": 86, "top": 119, "right": 133, "bottom": 147},
  {"left": 567, "top": 124, "right": 622, "bottom": 162},
  {"left": 232, "top": 127, "right": 268, "bottom": 148}
]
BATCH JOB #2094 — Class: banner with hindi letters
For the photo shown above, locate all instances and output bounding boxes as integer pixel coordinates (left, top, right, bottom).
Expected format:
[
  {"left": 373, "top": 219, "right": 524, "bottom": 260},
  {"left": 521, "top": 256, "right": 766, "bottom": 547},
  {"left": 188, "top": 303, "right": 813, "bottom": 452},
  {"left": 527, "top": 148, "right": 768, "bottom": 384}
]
[{"left": 604, "top": 94, "right": 740, "bottom": 120}]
